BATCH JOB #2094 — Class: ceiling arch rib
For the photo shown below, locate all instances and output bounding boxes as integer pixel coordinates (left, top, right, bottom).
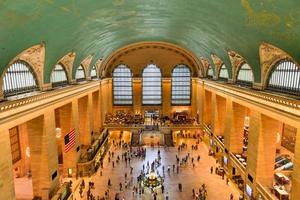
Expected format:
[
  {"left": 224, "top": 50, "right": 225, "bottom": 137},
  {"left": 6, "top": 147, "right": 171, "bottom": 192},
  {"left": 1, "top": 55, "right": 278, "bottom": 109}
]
[
  {"left": 0, "top": 0, "right": 299, "bottom": 83},
  {"left": 101, "top": 41, "right": 203, "bottom": 78}
]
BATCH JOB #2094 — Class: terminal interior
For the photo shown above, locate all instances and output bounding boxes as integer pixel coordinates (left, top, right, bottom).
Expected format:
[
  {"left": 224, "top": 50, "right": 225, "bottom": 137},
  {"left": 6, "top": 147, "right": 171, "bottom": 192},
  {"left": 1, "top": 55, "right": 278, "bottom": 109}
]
[{"left": 0, "top": 1, "right": 299, "bottom": 200}]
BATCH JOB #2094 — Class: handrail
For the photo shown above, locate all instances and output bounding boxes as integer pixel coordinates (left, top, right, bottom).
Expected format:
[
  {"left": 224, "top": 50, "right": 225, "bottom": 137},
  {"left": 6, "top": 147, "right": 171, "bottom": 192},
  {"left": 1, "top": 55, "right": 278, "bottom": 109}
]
[
  {"left": 214, "top": 135, "right": 225, "bottom": 150},
  {"left": 256, "top": 182, "right": 276, "bottom": 200},
  {"left": 229, "top": 153, "right": 246, "bottom": 175},
  {"left": 204, "top": 80, "right": 300, "bottom": 117},
  {"left": 0, "top": 81, "right": 100, "bottom": 118}
]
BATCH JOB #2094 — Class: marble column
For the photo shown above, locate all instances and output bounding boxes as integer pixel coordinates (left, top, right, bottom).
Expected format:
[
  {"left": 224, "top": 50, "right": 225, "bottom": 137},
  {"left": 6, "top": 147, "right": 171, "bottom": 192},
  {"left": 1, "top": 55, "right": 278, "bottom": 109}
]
[
  {"left": 0, "top": 128, "right": 15, "bottom": 200},
  {"left": 27, "top": 110, "right": 60, "bottom": 200}
]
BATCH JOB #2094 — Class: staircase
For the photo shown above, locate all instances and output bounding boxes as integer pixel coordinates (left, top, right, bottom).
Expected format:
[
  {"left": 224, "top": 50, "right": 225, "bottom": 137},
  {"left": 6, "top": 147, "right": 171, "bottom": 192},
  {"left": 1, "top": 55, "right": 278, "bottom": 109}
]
[
  {"left": 164, "top": 133, "right": 174, "bottom": 147},
  {"left": 131, "top": 131, "right": 141, "bottom": 146},
  {"left": 140, "top": 131, "right": 164, "bottom": 146}
]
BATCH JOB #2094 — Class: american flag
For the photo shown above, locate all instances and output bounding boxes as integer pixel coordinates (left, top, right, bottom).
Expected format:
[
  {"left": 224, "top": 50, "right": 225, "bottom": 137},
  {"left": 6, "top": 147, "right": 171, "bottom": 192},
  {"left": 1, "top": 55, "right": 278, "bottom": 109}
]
[{"left": 64, "top": 129, "right": 76, "bottom": 152}]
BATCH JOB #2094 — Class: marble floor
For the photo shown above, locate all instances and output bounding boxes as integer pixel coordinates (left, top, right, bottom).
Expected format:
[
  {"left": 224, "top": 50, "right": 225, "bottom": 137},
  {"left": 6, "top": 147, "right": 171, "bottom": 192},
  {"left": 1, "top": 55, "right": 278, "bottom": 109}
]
[{"left": 72, "top": 138, "right": 241, "bottom": 200}]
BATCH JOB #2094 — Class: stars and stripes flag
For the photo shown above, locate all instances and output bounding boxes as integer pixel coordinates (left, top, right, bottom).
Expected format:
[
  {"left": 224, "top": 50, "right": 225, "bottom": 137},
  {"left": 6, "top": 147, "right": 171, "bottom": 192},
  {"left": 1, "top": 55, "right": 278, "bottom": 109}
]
[{"left": 64, "top": 129, "right": 76, "bottom": 152}]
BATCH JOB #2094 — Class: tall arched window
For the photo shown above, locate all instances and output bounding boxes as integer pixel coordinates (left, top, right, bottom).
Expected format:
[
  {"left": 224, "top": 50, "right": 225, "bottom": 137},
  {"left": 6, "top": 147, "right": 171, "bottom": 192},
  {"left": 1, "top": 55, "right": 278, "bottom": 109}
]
[
  {"left": 236, "top": 63, "right": 253, "bottom": 87},
  {"left": 172, "top": 64, "right": 191, "bottom": 105},
  {"left": 113, "top": 64, "right": 133, "bottom": 105},
  {"left": 51, "top": 64, "right": 68, "bottom": 88},
  {"left": 218, "top": 64, "right": 228, "bottom": 81},
  {"left": 90, "top": 65, "right": 97, "bottom": 79},
  {"left": 75, "top": 65, "right": 86, "bottom": 82},
  {"left": 207, "top": 65, "right": 214, "bottom": 79},
  {"left": 267, "top": 60, "right": 300, "bottom": 96},
  {"left": 2, "top": 60, "right": 38, "bottom": 97},
  {"left": 142, "top": 64, "right": 162, "bottom": 105}
]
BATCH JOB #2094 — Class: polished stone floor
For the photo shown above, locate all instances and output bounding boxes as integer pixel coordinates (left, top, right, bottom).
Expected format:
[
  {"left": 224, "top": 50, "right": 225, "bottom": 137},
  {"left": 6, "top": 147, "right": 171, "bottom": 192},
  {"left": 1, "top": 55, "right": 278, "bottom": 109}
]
[{"left": 72, "top": 137, "right": 241, "bottom": 200}]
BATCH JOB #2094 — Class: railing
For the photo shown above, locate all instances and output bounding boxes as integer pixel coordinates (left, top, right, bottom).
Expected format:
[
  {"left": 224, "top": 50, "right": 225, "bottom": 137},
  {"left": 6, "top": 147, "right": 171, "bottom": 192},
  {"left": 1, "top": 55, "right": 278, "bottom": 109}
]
[
  {"left": 0, "top": 81, "right": 100, "bottom": 123},
  {"left": 256, "top": 182, "right": 276, "bottom": 200},
  {"left": 204, "top": 81, "right": 300, "bottom": 115},
  {"left": 78, "top": 129, "right": 109, "bottom": 163},
  {"left": 214, "top": 135, "right": 225, "bottom": 150},
  {"left": 229, "top": 153, "right": 246, "bottom": 176}
]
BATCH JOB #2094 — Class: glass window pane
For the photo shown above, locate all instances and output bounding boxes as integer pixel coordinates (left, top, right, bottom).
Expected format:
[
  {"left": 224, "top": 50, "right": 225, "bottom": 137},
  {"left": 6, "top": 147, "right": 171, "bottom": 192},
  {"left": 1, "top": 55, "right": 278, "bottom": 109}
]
[
  {"left": 236, "top": 63, "right": 253, "bottom": 87},
  {"left": 207, "top": 65, "right": 214, "bottom": 79},
  {"left": 267, "top": 60, "right": 300, "bottom": 96},
  {"left": 75, "top": 65, "right": 86, "bottom": 82},
  {"left": 90, "top": 65, "right": 97, "bottom": 79},
  {"left": 2, "top": 61, "right": 38, "bottom": 97},
  {"left": 51, "top": 64, "right": 68, "bottom": 87},
  {"left": 172, "top": 64, "right": 191, "bottom": 105},
  {"left": 113, "top": 64, "right": 132, "bottom": 105},
  {"left": 219, "top": 64, "right": 228, "bottom": 81},
  {"left": 142, "top": 64, "right": 162, "bottom": 105}
]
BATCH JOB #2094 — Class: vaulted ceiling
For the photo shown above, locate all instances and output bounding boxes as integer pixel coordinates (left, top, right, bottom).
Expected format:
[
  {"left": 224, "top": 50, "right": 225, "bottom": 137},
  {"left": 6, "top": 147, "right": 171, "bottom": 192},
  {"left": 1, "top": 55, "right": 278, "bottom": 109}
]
[{"left": 0, "top": 0, "right": 299, "bottom": 83}]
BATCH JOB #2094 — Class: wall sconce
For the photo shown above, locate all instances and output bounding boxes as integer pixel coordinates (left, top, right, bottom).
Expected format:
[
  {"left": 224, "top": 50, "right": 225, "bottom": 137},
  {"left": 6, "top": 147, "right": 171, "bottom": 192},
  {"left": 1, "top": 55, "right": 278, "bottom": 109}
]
[{"left": 56, "top": 128, "right": 62, "bottom": 138}]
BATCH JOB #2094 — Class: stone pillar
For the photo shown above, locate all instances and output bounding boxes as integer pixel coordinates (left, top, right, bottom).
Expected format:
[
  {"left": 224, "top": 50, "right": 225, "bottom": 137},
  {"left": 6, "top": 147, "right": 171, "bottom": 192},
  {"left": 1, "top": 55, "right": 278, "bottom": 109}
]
[
  {"left": 27, "top": 110, "right": 60, "bottom": 200},
  {"left": 101, "top": 79, "right": 113, "bottom": 123},
  {"left": 0, "top": 129, "right": 15, "bottom": 200},
  {"left": 78, "top": 96, "right": 92, "bottom": 145},
  {"left": 227, "top": 102, "right": 245, "bottom": 153},
  {"left": 196, "top": 80, "right": 204, "bottom": 124},
  {"left": 224, "top": 98, "right": 233, "bottom": 149},
  {"left": 88, "top": 93, "right": 94, "bottom": 135},
  {"left": 291, "top": 127, "right": 300, "bottom": 200},
  {"left": 162, "top": 78, "right": 171, "bottom": 117},
  {"left": 92, "top": 91, "right": 100, "bottom": 132},
  {"left": 247, "top": 111, "right": 280, "bottom": 191},
  {"left": 56, "top": 103, "right": 79, "bottom": 177},
  {"left": 210, "top": 93, "right": 216, "bottom": 133},
  {"left": 98, "top": 84, "right": 103, "bottom": 129},
  {"left": 18, "top": 123, "right": 31, "bottom": 177},
  {"left": 203, "top": 90, "right": 212, "bottom": 126},
  {"left": 133, "top": 78, "right": 142, "bottom": 114},
  {"left": 191, "top": 78, "right": 198, "bottom": 118},
  {"left": 214, "top": 95, "right": 226, "bottom": 135}
]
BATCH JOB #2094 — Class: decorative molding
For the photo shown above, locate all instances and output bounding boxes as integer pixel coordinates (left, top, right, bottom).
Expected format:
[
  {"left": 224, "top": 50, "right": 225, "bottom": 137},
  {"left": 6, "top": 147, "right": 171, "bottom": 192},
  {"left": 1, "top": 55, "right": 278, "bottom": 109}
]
[
  {"left": 210, "top": 54, "right": 223, "bottom": 79},
  {"left": 259, "top": 42, "right": 298, "bottom": 89},
  {"left": 94, "top": 59, "right": 103, "bottom": 77},
  {"left": 228, "top": 50, "right": 247, "bottom": 82},
  {"left": 57, "top": 51, "right": 76, "bottom": 83},
  {"left": 1, "top": 43, "right": 45, "bottom": 91},
  {"left": 200, "top": 57, "right": 210, "bottom": 77},
  {"left": 101, "top": 41, "right": 203, "bottom": 78},
  {"left": 80, "top": 55, "right": 93, "bottom": 77}
]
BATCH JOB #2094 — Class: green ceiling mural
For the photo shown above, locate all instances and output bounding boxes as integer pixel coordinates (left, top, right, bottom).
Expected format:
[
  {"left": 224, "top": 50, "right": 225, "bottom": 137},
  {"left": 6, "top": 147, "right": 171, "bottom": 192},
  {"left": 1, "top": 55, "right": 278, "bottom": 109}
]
[{"left": 0, "top": 0, "right": 299, "bottom": 83}]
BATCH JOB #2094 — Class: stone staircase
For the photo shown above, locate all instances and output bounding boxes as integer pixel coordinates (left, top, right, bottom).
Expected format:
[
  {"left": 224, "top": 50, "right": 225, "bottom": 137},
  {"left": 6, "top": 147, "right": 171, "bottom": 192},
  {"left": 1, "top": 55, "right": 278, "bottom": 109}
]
[
  {"left": 131, "top": 131, "right": 141, "bottom": 146},
  {"left": 164, "top": 133, "right": 174, "bottom": 147}
]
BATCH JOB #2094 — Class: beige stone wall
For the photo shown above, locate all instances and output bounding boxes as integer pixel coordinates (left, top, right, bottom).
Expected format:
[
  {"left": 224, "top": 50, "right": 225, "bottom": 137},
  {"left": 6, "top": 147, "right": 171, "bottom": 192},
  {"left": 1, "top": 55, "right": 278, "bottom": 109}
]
[{"left": 0, "top": 129, "right": 15, "bottom": 200}]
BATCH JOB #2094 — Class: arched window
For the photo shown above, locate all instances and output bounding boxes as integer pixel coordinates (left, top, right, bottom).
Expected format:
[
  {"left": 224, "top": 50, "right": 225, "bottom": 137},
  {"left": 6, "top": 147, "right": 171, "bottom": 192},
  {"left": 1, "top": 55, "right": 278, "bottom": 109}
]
[
  {"left": 218, "top": 64, "right": 228, "bottom": 81},
  {"left": 207, "top": 65, "right": 214, "bottom": 79},
  {"left": 90, "top": 65, "right": 97, "bottom": 79},
  {"left": 267, "top": 60, "right": 300, "bottom": 96},
  {"left": 172, "top": 64, "right": 191, "bottom": 105},
  {"left": 236, "top": 63, "right": 253, "bottom": 87},
  {"left": 2, "top": 60, "right": 38, "bottom": 97},
  {"left": 113, "top": 64, "right": 133, "bottom": 105},
  {"left": 75, "top": 65, "right": 86, "bottom": 82},
  {"left": 51, "top": 64, "right": 68, "bottom": 88},
  {"left": 142, "top": 64, "right": 162, "bottom": 105}
]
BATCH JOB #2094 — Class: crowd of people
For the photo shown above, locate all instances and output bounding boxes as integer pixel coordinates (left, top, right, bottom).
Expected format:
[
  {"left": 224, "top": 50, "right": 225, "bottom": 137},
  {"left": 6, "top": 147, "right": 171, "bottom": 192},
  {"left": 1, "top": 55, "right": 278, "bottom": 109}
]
[{"left": 72, "top": 136, "right": 239, "bottom": 200}]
